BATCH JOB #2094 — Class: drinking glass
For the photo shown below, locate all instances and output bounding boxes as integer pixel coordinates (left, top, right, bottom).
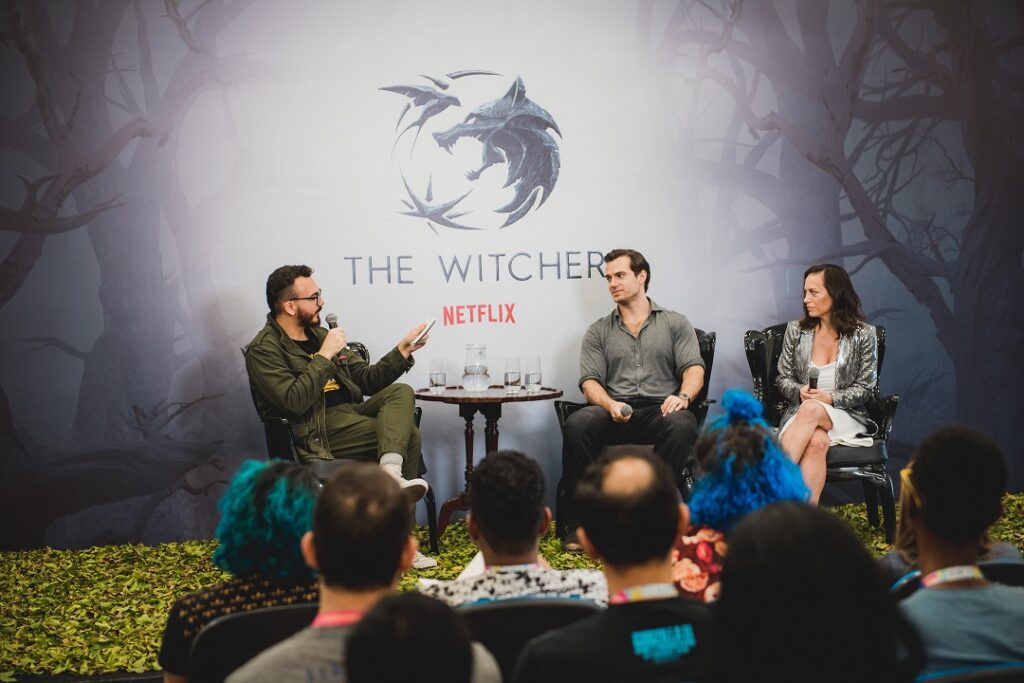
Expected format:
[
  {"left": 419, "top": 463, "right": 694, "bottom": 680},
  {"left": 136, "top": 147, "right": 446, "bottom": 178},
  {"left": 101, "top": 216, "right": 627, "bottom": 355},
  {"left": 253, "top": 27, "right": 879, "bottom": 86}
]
[
  {"left": 525, "top": 356, "right": 542, "bottom": 393},
  {"left": 504, "top": 357, "right": 522, "bottom": 394},
  {"left": 429, "top": 359, "right": 446, "bottom": 395}
]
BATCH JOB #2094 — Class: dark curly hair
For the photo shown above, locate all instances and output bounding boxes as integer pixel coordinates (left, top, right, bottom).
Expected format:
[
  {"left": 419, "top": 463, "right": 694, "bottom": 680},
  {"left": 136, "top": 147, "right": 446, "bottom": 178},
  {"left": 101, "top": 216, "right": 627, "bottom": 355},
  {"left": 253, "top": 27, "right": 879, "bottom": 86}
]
[
  {"left": 799, "top": 263, "right": 865, "bottom": 337},
  {"left": 266, "top": 264, "right": 313, "bottom": 313},
  {"left": 470, "top": 450, "right": 546, "bottom": 555},
  {"left": 212, "top": 460, "right": 320, "bottom": 580}
]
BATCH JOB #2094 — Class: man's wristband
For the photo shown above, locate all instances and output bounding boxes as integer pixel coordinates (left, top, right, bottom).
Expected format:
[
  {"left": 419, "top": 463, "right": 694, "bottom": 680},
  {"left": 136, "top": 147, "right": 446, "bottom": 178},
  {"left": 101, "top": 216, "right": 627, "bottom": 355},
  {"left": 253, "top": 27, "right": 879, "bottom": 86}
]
[{"left": 678, "top": 392, "right": 691, "bottom": 403}]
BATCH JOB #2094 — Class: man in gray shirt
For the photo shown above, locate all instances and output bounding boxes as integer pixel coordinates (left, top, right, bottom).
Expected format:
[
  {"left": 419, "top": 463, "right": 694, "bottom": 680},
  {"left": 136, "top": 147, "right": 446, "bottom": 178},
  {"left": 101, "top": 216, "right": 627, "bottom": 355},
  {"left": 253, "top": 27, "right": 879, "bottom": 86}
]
[
  {"left": 560, "top": 249, "right": 704, "bottom": 551},
  {"left": 226, "top": 463, "right": 499, "bottom": 683}
]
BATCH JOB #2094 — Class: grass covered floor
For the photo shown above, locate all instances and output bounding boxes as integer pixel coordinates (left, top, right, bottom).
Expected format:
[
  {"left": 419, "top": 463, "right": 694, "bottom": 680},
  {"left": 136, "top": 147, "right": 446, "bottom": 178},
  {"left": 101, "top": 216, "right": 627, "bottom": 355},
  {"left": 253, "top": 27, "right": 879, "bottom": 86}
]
[{"left": 2, "top": 497, "right": 1022, "bottom": 680}]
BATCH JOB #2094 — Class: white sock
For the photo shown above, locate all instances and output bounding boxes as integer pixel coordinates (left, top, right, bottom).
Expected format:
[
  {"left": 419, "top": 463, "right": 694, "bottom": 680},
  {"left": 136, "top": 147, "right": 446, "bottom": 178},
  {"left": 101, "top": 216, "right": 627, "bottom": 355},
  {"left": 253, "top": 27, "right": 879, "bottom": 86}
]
[{"left": 379, "top": 452, "right": 404, "bottom": 470}]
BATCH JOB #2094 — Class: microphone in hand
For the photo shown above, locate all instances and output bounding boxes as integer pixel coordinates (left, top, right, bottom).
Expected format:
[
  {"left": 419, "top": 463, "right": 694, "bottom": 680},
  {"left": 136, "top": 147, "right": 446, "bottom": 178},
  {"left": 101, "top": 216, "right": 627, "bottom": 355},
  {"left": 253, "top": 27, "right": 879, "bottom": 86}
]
[
  {"left": 324, "top": 313, "right": 347, "bottom": 363},
  {"left": 619, "top": 404, "right": 633, "bottom": 418},
  {"left": 808, "top": 366, "right": 819, "bottom": 391}
]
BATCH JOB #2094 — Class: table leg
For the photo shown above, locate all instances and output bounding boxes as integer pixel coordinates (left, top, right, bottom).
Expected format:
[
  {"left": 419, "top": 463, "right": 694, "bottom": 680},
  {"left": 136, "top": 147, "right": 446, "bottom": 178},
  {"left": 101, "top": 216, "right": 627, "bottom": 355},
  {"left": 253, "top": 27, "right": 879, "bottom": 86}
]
[
  {"left": 481, "top": 403, "right": 502, "bottom": 455},
  {"left": 437, "top": 406, "right": 478, "bottom": 537}
]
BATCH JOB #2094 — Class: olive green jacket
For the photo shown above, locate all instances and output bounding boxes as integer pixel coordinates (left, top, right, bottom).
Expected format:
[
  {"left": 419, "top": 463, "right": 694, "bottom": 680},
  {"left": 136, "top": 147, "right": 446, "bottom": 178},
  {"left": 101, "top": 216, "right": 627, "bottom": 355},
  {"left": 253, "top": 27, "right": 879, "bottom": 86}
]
[{"left": 245, "top": 314, "right": 414, "bottom": 460}]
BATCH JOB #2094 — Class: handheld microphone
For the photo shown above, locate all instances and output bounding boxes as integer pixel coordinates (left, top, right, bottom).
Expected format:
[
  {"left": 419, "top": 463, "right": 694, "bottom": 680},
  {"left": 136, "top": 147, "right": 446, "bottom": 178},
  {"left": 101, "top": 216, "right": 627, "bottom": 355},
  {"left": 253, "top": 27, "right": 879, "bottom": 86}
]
[
  {"left": 808, "top": 366, "right": 819, "bottom": 390},
  {"left": 619, "top": 404, "right": 633, "bottom": 418},
  {"left": 324, "top": 313, "right": 347, "bottom": 363}
]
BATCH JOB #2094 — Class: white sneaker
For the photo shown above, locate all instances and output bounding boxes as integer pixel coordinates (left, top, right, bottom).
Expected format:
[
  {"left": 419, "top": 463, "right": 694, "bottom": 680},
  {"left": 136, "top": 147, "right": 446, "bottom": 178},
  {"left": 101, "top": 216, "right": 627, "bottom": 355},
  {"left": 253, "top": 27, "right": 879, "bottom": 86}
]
[
  {"left": 412, "top": 550, "right": 438, "bottom": 570},
  {"left": 380, "top": 462, "right": 429, "bottom": 503}
]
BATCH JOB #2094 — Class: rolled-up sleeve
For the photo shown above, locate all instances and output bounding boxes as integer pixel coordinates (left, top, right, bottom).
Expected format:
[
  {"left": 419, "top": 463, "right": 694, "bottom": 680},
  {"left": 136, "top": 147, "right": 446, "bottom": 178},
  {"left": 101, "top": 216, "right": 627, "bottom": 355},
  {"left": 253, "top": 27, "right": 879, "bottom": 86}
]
[
  {"left": 578, "top": 324, "right": 606, "bottom": 389},
  {"left": 672, "top": 315, "right": 704, "bottom": 377}
]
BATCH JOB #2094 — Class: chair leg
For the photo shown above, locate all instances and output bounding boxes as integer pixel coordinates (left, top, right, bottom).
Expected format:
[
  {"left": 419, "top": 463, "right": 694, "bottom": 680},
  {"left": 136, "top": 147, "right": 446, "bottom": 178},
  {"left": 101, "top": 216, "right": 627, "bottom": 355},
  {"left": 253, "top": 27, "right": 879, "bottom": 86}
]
[
  {"left": 863, "top": 481, "right": 880, "bottom": 528},
  {"left": 424, "top": 488, "right": 439, "bottom": 554},
  {"left": 555, "top": 477, "right": 568, "bottom": 539},
  {"left": 880, "top": 474, "right": 896, "bottom": 544}
]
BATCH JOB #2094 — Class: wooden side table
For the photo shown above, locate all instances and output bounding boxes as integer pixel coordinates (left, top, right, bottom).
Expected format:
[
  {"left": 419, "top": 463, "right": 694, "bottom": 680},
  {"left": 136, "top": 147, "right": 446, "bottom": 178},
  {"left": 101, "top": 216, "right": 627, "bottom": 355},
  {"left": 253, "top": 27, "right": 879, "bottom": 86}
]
[{"left": 415, "top": 386, "right": 563, "bottom": 536}]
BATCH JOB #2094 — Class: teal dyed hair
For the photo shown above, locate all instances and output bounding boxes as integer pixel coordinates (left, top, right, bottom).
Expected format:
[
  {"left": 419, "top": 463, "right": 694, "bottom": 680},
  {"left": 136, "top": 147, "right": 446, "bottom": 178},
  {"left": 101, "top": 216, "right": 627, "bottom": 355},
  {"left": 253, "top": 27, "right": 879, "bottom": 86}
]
[
  {"left": 212, "top": 459, "right": 319, "bottom": 580},
  {"left": 688, "top": 389, "right": 809, "bottom": 532}
]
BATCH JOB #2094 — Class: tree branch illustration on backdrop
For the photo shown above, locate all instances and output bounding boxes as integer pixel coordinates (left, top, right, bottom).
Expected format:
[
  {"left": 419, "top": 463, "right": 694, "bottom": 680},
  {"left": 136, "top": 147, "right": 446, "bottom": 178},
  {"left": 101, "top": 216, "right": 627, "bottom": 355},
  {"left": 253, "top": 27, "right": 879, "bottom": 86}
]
[
  {"left": 0, "top": 0, "right": 267, "bottom": 548},
  {"left": 654, "top": 0, "right": 1024, "bottom": 482}
]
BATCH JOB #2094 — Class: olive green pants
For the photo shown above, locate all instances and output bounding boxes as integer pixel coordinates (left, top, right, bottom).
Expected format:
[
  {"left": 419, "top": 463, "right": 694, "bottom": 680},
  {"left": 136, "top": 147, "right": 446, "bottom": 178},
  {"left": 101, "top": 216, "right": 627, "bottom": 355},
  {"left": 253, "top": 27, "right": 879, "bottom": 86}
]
[{"left": 318, "top": 383, "right": 422, "bottom": 480}]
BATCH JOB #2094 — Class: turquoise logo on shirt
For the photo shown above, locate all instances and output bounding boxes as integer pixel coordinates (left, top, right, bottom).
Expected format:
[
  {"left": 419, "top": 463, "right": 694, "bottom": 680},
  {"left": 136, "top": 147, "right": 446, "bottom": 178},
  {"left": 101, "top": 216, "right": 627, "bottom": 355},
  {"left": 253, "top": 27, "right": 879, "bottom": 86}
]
[{"left": 631, "top": 624, "right": 696, "bottom": 664}]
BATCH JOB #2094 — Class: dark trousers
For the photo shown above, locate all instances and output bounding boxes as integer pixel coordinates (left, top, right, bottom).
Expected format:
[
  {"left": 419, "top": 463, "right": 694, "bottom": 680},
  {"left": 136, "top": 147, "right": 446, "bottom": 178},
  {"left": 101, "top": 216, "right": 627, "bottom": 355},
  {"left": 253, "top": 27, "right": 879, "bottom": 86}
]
[{"left": 559, "top": 402, "right": 698, "bottom": 533}]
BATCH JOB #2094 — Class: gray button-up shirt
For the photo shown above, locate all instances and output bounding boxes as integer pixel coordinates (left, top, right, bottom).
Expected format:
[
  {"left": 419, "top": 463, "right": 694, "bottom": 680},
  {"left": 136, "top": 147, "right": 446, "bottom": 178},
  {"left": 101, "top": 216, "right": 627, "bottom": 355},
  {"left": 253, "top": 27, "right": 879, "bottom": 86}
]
[{"left": 578, "top": 299, "right": 704, "bottom": 401}]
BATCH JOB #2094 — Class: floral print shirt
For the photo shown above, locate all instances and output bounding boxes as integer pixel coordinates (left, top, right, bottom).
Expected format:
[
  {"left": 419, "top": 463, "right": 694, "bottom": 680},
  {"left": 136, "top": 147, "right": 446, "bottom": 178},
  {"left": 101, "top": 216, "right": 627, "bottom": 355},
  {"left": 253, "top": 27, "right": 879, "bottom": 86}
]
[{"left": 672, "top": 525, "right": 727, "bottom": 602}]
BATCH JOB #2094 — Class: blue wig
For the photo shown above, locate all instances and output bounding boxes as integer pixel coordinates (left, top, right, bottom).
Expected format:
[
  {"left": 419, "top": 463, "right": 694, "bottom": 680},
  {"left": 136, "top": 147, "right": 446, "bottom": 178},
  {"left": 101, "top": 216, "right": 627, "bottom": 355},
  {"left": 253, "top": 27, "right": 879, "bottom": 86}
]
[
  {"left": 688, "top": 389, "right": 809, "bottom": 533},
  {"left": 212, "top": 459, "right": 319, "bottom": 580}
]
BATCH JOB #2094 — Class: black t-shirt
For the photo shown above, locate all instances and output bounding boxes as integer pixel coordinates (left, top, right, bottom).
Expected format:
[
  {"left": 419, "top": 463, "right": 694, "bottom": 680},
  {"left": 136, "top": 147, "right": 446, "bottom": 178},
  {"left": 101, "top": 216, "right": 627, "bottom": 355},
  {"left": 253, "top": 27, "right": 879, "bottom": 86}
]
[
  {"left": 294, "top": 332, "right": 345, "bottom": 408},
  {"left": 512, "top": 597, "right": 713, "bottom": 683}
]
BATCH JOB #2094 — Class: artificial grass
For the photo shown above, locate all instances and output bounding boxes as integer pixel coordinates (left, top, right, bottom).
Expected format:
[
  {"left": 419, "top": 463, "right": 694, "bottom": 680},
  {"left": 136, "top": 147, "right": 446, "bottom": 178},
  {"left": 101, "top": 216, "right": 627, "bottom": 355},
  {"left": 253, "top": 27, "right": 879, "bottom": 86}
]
[{"left": 2, "top": 496, "right": 1022, "bottom": 680}]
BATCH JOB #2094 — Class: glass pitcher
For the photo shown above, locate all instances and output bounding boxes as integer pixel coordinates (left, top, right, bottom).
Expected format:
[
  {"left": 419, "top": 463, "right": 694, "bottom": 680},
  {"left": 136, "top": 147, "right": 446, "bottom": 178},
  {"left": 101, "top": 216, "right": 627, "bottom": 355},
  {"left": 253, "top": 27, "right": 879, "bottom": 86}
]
[{"left": 462, "top": 344, "right": 490, "bottom": 391}]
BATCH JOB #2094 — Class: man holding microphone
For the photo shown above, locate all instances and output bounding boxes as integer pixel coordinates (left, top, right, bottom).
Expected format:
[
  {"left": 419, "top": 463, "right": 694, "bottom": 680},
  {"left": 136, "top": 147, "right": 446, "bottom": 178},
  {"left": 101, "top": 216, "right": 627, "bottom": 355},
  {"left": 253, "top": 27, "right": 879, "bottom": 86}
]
[{"left": 245, "top": 265, "right": 433, "bottom": 568}]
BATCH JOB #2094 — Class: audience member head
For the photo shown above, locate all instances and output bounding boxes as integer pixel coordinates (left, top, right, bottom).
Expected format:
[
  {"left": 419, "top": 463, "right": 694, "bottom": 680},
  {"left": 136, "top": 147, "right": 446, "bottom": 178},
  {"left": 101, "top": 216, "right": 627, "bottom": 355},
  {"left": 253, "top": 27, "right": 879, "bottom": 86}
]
[
  {"left": 468, "top": 450, "right": 550, "bottom": 559},
  {"left": 688, "top": 389, "right": 809, "bottom": 532},
  {"left": 345, "top": 593, "right": 473, "bottom": 683},
  {"left": 575, "top": 447, "right": 684, "bottom": 568},
  {"left": 896, "top": 426, "right": 1007, "bottom": 563},
  {"left": 799, "top": 263, "right": 865, "bottom": 336},
  {"left": 212, "top": 459, "right": 319, "bottom": 581},
  {"left": 265, "top": 264, "right": 313, "bottom": 314},
  {"left": 302, "top": 462, "right": 414, "bottom": 590},
  {"left": 714, "top": 502, "right": 923, "bottom": 683},
  {"left": 604, "top": 248, "right": 651, "bottom": 291}
]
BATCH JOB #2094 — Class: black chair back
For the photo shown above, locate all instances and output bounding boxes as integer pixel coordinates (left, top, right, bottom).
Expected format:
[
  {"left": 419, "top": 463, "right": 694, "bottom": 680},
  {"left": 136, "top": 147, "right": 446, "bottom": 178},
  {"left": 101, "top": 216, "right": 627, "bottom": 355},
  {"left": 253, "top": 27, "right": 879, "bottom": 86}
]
[
  {"left": 188, "top": 602, "right": 318, "bottom": 683},
  {"left": 459, "top": 598, "right": 601, "bottom": 681}
]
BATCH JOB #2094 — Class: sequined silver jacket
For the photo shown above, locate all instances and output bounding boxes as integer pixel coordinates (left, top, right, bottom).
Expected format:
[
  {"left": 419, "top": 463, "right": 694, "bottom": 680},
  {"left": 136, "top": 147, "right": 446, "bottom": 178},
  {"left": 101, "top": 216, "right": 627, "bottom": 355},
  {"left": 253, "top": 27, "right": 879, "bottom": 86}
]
[{"left": 775, "top": 320, "right": 878, "bottom": 436}]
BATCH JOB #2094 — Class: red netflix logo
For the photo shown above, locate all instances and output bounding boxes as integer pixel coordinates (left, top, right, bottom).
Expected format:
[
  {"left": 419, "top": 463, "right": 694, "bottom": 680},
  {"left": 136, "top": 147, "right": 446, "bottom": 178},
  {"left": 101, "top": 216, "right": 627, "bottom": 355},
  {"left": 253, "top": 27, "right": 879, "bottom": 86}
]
[{"left": 442, "top": 304, "right": 517, "bottom": 326}]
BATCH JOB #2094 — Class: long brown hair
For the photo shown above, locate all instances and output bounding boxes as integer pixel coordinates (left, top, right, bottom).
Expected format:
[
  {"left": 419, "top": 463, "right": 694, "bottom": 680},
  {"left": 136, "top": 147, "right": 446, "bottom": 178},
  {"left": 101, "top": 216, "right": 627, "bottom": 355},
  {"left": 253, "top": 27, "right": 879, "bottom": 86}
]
[{"left": 799, "top": 263, "right": 865, "bottom": 337}]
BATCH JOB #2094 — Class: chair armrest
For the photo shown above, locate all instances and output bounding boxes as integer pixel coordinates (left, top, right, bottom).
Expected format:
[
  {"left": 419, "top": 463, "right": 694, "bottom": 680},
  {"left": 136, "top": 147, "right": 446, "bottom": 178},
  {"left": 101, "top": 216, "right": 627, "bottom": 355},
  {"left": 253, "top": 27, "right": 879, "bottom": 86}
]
[
  {"left": 865, "top": 394, "right": 899, "bottom": 441},
  {"left": 553, "top": 400, "right": 588, "bottom": 430}
]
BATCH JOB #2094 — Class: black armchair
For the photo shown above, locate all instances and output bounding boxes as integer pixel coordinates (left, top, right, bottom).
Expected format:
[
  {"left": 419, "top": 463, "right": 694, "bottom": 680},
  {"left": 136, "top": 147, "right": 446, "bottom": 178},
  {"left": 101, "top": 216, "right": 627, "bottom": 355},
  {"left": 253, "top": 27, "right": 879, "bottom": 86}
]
[
  {"left": 245, "top": 342, "right": 438, "bottom": 553},
  {"left": 188, "top": 602, "right": 318, "bottom": 683},
  {"left": 743, "top": 323, "right": 899, "bottom": 541},
  {"left": 553, "top": 329, "right": 717, "bottom": 535},
  {"left": 459, "top": 598, "right": 601, "bottom": 681}
]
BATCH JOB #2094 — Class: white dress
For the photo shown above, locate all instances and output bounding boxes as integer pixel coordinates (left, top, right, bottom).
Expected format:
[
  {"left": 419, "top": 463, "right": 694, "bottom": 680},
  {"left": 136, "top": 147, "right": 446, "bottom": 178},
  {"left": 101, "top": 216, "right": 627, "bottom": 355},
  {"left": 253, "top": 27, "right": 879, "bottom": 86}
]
[{"left": 778, "top": 362, "right": 873, "bottom": 447}]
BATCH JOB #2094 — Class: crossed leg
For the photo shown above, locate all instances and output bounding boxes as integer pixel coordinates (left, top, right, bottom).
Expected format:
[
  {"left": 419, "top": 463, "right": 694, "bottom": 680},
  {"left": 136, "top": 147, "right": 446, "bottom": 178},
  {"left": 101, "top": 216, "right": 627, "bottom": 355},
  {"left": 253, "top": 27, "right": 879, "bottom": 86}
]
[{"left": 780, "top": 400, "right": 832, "bottom": 504}]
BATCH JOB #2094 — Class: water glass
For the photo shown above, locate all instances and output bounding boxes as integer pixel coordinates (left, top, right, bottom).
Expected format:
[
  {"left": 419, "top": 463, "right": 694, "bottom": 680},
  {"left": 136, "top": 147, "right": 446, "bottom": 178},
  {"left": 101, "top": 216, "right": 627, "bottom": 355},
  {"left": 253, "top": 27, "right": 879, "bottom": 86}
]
[
  {"left": 429, "top": 359, "right": 446, "bottom": 395},
  {"left": 525, "top": 356, "right": 542, "bottom": 393},
  {"left": 504, "top": 357, "right": 522, "bottom": 394}
]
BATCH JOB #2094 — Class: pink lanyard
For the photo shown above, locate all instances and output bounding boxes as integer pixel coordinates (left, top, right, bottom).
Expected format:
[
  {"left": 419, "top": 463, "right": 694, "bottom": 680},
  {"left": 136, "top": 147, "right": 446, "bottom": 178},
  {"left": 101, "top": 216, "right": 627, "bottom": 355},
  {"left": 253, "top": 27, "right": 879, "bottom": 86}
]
[
  {"left": 921, "top": 565, "right": 984, "bottom": 588},
  {"left": 311, "top": 610, "right": 363, "bottom": 628},
  {"left": 610, "top": 582, "right": 679, "bottom": 605}
]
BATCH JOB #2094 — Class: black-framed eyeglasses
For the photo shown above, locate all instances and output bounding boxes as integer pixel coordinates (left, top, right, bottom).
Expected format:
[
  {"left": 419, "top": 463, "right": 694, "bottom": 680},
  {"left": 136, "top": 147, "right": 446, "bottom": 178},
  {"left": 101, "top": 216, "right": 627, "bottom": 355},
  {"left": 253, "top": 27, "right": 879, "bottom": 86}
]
[{"left": 288, "top": 290, "right": 323, "bottom": 303}]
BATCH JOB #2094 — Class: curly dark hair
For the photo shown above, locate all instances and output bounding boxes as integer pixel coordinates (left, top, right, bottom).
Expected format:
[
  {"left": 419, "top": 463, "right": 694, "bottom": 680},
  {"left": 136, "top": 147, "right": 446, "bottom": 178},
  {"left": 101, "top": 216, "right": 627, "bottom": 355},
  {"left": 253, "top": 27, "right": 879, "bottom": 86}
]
[
  {"left": 266, "top": 264, "right": 313, "bottom": 313},
  {"left": 212, "top": 460, "right": 320, "bottom": 580},
  {"left": 604, "top": 249, "right": 651, "bottom": 291},
  {"left": 470, "top": 450, "right": 546, "bottom": 555},
  {"left": 799, "top": 263, "right": 865, "bottom": 337}
]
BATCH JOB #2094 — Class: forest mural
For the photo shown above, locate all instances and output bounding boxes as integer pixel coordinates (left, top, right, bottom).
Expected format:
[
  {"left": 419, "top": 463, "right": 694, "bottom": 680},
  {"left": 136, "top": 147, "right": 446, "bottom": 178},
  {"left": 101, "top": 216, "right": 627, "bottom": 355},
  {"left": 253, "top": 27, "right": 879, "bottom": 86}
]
[{"left": 0, "top": 0, "right": 1020, "bottom": 550}]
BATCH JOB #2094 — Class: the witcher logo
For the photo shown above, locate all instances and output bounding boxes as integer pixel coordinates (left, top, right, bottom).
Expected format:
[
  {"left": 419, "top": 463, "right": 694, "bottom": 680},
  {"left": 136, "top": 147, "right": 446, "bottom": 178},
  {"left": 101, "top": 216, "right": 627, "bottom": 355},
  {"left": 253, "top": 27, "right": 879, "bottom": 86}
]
[{"left": 381, "top": 70, "right": 561, "bottom": 232}]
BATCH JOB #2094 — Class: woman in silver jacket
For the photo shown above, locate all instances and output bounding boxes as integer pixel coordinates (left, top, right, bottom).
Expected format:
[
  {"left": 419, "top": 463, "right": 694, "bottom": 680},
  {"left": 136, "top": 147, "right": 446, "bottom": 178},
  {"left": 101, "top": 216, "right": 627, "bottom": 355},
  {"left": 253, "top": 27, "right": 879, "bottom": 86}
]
[{"left": 776, "top": 264, "right": 878, "bottom": 503}]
